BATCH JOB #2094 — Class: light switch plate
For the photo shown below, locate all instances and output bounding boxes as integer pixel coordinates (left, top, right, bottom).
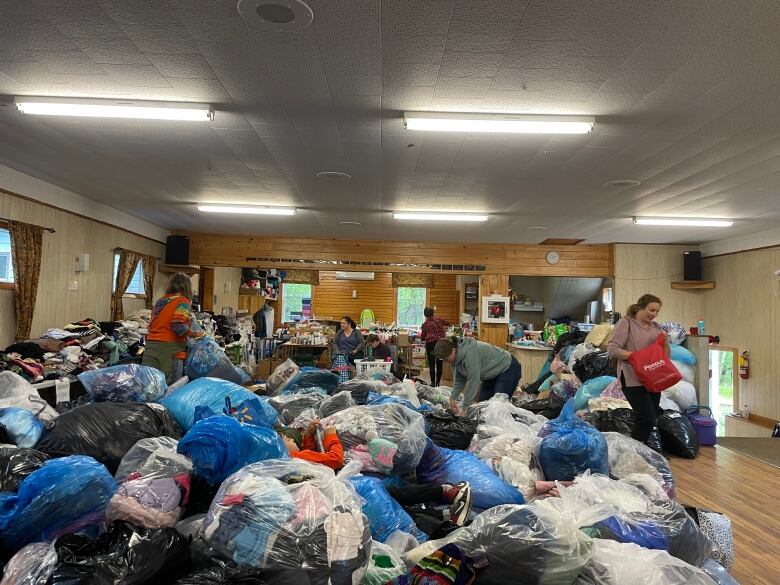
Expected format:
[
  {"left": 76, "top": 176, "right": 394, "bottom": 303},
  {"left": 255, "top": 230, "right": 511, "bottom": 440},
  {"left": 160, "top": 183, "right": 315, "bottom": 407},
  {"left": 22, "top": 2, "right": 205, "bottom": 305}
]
[{"left": 68, "top": 280, "right": 79, "bottom": 291}]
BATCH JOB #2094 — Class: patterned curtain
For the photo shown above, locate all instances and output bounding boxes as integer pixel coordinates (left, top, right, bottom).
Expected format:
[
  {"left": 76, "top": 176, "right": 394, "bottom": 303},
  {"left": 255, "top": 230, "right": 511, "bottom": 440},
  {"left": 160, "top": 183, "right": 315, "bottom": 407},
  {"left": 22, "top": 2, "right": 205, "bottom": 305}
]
[
  {"left": 392, "top": 272, "right": 434, "bottom": 288},
  {"left": 283, "top": 269, "right": 320, "bottom": 285},
  {"left": 141, "top": 254, "right": 157, "bottom": 309},
  {"left": 8, "top": 221, "right": 44, "bottom": 341},
  {"left": 111, "top": 249, "right": 141, "bottom": 320}
]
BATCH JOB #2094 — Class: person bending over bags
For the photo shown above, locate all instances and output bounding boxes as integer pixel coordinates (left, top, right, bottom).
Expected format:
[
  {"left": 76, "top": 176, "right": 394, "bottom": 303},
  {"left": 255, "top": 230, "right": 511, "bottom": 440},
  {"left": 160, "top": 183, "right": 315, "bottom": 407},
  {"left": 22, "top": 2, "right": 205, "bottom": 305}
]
[
  {"left": 278, "top": 419, "right": 344, "bottom": 470},
  {"left": 433, "top": 337, "right": 522, "bottom": 413}
]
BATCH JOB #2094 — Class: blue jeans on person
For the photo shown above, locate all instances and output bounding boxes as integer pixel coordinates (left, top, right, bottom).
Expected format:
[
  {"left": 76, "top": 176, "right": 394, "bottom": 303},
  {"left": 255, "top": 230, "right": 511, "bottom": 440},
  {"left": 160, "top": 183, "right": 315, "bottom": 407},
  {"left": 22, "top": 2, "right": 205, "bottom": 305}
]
[{"left": 479, "top": 356, "right": 522, "bottom": 401}]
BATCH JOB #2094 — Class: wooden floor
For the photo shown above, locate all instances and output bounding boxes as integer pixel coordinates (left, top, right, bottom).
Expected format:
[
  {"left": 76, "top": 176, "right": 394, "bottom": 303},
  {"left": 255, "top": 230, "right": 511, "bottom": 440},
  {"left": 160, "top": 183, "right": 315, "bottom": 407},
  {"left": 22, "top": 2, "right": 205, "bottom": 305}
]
[{"left": 669, "top": 445, "right": 780, "bottom": 585}]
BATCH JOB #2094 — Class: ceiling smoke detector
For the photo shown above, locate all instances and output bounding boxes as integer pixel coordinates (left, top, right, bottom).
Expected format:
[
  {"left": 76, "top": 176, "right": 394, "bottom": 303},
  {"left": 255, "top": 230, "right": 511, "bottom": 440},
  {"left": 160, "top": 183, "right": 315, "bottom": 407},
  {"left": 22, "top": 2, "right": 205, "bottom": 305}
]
[
  {"left": 237, "top": 0, "right": 313, "bottom": 32},
  {"left": 316, "top": 171, "right": 352, "bottom": 182},
  {"left": 605, "top": 179, "right": 641, "bottom": 188}
]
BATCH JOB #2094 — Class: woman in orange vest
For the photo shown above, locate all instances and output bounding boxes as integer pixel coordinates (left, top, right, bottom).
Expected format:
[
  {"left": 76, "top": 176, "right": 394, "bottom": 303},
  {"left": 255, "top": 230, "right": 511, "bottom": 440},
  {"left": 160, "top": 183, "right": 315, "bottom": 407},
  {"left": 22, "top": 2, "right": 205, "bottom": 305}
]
[{"left": 142, "top": 273, "right": 203, "bottom": 382}]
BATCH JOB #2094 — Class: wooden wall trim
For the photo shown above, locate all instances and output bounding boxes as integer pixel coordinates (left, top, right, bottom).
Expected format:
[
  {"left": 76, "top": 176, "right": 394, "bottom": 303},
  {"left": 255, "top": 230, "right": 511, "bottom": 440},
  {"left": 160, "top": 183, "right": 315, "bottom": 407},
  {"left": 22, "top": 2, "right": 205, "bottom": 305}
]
[{"left": 187, "top": 233, "right": 613, "bottom": 277}]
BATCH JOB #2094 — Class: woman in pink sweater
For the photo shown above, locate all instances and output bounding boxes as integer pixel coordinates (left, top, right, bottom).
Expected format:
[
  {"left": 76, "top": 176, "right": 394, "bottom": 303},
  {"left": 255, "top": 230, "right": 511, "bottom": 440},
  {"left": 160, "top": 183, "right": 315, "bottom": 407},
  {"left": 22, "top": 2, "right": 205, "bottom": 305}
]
[{"left": 607, "top": 294, "right": 670, "bottom": 445}]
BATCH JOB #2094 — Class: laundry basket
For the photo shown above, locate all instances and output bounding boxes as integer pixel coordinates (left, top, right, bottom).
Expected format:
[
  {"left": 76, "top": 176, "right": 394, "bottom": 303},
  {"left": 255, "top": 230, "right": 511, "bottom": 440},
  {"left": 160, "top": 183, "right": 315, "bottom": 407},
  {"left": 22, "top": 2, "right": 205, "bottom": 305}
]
[
  {"left": 354, "top": 359, "right": 393, "bottom": 376},
  {"left": 685, "top": 405, "right": 717, "bottom": 446}
]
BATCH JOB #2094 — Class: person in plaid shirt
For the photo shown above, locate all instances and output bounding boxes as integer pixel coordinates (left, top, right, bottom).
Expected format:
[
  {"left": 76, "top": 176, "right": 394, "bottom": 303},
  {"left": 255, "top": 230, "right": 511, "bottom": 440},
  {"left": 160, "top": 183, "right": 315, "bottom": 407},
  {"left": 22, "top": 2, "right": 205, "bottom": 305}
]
[{"left": 420, "top": 307, "right": 450, "bottom": 387}]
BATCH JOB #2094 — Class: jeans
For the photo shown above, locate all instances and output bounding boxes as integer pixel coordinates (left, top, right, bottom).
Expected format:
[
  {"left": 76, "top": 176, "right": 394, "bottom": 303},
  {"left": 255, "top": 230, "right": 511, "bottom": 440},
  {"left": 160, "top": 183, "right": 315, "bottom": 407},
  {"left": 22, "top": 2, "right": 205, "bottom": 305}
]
[
  {"left": 425, "top": 341, "right": 444, "bottom": 387},
  {"left": 479, "top": 356, "right": 522, "bottom": 401},
  {"left": 387, "top": 484, "right": 456, "bottom": 539},
  {"left": 621, "top": 373, "right": 661, "bottom": 442}
]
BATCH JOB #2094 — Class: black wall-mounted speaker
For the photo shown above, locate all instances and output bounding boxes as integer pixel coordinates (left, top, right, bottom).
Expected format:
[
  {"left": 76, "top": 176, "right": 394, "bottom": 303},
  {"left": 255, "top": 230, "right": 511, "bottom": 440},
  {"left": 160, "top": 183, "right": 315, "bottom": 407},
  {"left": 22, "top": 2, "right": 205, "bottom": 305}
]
[
  {"left": 683, "top": 250, "right": 702, "bottom": 281},
  {"left": 165, "top": 235, "right": 190, "bottom": 266}
]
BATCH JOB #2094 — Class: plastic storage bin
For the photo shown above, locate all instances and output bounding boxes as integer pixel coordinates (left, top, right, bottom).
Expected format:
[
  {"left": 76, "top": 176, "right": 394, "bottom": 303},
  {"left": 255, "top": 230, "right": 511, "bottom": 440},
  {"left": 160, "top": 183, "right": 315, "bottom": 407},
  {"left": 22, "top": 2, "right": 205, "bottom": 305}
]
[
  {"left": 354, "top": 359, "right": 393, "bottom": 376},
  {"left": 685, "top": 405, "right": 717, "bottom": 446}
]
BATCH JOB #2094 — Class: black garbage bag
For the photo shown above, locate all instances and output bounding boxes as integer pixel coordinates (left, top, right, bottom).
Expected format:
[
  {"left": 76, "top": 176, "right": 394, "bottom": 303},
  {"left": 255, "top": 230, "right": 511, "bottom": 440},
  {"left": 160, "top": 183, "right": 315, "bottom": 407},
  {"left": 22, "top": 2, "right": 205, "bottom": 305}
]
[
  {"left": 658, "top": 410, "right": 700, "bottom": 458},
  {"left": 174, "top": 565, "right": 327, "bottom": 585},
  {"left": 0, "top": 447, "right": 50, "bottom": 492},
  {"left": 573, "top": 351, "right": 616, "bottom": 383},
  {"left": 47, "top": 521, "right": 191, "bottom": 585},
  {"left": 55, "top": 395, "right": 92, "bottom": 414},
  {"left": 424, "top": 412, "right": 478, "bottom": 450},
  {"left": 553, "top": 330, "right": 587, "bottom": 355},
  {"left": 36, "top": 402, "right": 182, "bottom": 474},
  {"left": 582, "top": 409, "right": 635, "bottom": 436},
  {"left": 646, "top": 427, "right": 664, "bottom": 454},
  {"left": 519, "top": 394, "right": 564, "bottom": 419},
  {"left": 521, "top": 371, "right": 555, "bottom": 395},
  {"left": 334, "top": 380, "right": 376, "bottom": 405}
]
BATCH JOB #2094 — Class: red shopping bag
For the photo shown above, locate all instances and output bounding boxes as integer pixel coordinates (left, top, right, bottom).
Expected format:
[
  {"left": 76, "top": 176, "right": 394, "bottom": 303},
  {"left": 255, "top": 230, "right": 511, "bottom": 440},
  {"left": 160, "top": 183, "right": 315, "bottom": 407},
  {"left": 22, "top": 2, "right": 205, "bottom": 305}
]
[{"left": 628, "top": 334, "right": 682, "bottom": 392}]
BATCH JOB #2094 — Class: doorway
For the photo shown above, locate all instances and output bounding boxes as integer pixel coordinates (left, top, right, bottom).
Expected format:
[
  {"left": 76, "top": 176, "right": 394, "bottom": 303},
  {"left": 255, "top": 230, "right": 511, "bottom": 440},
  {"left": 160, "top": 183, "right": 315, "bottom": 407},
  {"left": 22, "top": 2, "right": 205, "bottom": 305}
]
[{"left": 708, "top": 348, "right": 738, "bottom": 436}]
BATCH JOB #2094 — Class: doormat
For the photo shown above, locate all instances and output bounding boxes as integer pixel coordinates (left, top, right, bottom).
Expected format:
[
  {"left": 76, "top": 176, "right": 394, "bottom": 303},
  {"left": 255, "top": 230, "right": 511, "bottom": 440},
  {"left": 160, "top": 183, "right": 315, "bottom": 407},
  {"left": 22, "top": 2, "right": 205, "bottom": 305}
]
[{"left": 717, "top": 437, "right": 780, "bottom": 468}]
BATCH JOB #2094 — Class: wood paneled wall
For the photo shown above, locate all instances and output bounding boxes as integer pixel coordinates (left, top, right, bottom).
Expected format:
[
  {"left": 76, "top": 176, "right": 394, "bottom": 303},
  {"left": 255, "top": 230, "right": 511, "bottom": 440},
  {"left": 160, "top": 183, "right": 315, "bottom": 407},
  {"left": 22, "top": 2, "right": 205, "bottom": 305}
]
[
  {"left": 313, "top": 271, "right": 395, "bottom": 323},
  {"left": 427, "top": 274, "right": 459, "bottom": 325},
  {"left": 702, "top": 246, "right": 780, "bottom": 422},
  {"left": 479, "top": 274, "right": 510, "bottom": 347},
  {"left": 0, "top": 190, "right": 166, "bottom": 348},
  {"left": 187, "top": 233, "right": 613, "bottom": 277},
  {"left": 613, "top": 244, "right": 703, "bottom": 325}
]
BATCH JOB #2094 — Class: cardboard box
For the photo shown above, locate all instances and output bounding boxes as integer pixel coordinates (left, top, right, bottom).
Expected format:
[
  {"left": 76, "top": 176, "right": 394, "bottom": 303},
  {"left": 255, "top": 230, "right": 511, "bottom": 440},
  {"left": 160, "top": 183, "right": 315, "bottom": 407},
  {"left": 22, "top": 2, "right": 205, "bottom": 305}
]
[
  {"left": 397, "top": 332, "right": 410, "bottom": 347},
  {"left": 253, "top": 358, "right": 277, "bottom": 379}
]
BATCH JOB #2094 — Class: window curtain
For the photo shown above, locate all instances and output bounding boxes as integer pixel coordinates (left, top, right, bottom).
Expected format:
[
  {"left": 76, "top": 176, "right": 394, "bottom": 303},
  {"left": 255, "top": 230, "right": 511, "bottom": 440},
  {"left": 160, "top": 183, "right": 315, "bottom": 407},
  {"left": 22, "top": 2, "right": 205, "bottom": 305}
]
[
  {"left": 392, "top": 272, "right": 434, "bottom": 288},
  {"left": 283, "top": 269, "right": 319, "bottom": 285},
  {"left": 111, "top": 249, "right": 142, "bottom": 321},
  {"left": 141, "top": 254, "right": 157, "bottom": 310},
  {"left": 8, "top": 221, "right": 44, "bottom": 341}
]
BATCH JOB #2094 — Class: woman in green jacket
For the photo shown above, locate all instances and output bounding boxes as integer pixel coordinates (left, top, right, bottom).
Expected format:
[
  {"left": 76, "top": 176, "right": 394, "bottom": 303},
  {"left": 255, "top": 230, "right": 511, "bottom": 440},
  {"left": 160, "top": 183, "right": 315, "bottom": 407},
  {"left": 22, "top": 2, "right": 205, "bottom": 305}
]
[{"left": 433, "top": 337, "right": 521, "bottom": 413}]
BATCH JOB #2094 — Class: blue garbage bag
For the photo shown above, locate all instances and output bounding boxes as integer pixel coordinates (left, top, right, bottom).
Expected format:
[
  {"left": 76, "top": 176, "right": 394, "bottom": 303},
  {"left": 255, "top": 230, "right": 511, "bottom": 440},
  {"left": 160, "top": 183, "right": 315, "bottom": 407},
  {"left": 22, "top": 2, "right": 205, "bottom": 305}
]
[
  {"left": 415, "top": 440, "right": 524, "bottom": 510},
  {"left": 366, "top": 392, "right": 418, "bottom": 412},
  {"left": 283, "top": 367, "right": 340, "bottom": 395},
  {"left": 0, "top": 455, "right": 115, "bottom": 552},
  {"left": 592, "top": 515, "right": 669, "bottom": 551},
  {"left": 670, "top": 345, "right": 696, "bottom": 365},
  {"left": 538, "top": 402, "right": 608, "bottom": 480},
  {"left": 185, "top": 337, "right": 245, "bottom": 384},
  {"left": 193, "top": 395, "right": 280, "bottom": 430},
  {"left": 350, "top": 474, "right": 429, "bottom": 543},
  {"left": 177, "top": 415, "right": 288, "bottom": 484},
  {"left": 0, "top": 408, "right": 44, "bottom": 448},
  {"left": 78, "top": 364, "right": 167, "bottom": 403},
  {"left": 162, "top": 377, "right": 276, "bottom": 431},
  {"left": 570, "top": 376, "right": 616, "bottom": 411}
]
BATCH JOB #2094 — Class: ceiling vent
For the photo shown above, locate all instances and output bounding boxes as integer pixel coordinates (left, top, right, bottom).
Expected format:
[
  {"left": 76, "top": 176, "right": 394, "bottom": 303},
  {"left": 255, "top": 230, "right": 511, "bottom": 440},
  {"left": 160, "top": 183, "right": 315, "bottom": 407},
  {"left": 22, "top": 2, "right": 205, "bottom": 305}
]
[
  {"left": 335, "top": 271, "right": 375, "bottom": 281},
  {"left": 237, "top": 0, "right": 314, "bottom": 32}
]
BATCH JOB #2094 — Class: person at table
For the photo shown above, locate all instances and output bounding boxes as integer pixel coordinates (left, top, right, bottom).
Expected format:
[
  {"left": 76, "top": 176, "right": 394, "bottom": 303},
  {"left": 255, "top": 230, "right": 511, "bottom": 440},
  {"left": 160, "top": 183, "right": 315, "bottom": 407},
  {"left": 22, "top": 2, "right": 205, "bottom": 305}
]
[
  {"left": 420, "top": 306, "right": 450, "bottom": 387},
  {"left": 365, "top": 333, "right": 392, "bottom": 360},
  {"left": 142, "top": 272, "right": 204, "bottom": 383},
  {"left": 333, "top": 316, "right": 365, "bottom": 364},
  {"left": 433, "top": 337, "right": 521, "bottom": 413}
]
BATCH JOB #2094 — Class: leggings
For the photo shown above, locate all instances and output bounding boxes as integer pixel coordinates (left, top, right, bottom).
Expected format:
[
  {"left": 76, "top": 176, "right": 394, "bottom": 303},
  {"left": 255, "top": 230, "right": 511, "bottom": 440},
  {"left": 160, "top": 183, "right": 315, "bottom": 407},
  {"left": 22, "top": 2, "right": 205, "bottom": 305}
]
[
  {"left": 621, "top": 373, "right": 661, "bottom": 442},
  {"left": 425, "top": 341, "right": 443, "bottom": 387}
]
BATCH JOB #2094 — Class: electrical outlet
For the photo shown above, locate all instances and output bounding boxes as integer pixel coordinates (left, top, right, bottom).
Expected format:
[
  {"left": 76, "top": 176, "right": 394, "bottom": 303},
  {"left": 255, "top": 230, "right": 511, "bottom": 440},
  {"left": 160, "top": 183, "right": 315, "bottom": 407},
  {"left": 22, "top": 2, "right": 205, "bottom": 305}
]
[{"left": 68, "top": 280, "right": 79, "bottom": 291}]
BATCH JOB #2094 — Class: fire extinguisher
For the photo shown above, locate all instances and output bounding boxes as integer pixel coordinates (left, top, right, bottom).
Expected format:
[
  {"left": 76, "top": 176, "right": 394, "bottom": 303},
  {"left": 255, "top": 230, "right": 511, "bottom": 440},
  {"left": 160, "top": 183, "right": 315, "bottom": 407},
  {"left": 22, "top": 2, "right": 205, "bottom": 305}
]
[{"left": 739, "top": 351, "right": 750, "bottom": 380}]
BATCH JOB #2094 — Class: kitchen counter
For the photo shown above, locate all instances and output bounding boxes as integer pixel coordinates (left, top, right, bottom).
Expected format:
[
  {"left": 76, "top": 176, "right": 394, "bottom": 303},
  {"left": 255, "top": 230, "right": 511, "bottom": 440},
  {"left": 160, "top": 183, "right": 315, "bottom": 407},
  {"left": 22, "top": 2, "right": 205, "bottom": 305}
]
[{"left": 506, "top": 343, "right": 553, "bottom": 386}]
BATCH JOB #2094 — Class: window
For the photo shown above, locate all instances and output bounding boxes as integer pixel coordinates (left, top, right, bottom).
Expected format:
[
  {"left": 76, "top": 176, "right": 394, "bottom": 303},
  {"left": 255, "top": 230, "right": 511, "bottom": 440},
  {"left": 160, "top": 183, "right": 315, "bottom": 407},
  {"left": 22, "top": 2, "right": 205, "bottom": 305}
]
[
  {"left": 397, "top": 287, "right": 426, "bottom": 328},
  {"left": 113, "top": 253, "right": 145, "bottom": 295},
  {"left": 0, "top": 228, "right": 13, "bottom": 283},
  {"left": 282, "top": 283, "right": 312, "bottom": 322}
]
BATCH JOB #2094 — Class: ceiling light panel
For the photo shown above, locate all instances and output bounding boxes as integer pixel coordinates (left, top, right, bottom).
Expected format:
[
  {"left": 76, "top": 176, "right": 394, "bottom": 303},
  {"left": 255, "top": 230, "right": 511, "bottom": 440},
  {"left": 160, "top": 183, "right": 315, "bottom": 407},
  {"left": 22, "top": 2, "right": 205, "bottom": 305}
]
[
  {"left": 393, "top": 212, "right": 489, "bottom": 222},
  {"left": 15, "top": 97, "right": 214, "bottom": 121},
  {"left": 198, "top": 205, "right": 296, "bottom": 215},
  {"left": 404, "top": 112, "right": 594, "bottom": 134},
  {"left": 633, "top": 217, "right": 733, "bottom": 227}
]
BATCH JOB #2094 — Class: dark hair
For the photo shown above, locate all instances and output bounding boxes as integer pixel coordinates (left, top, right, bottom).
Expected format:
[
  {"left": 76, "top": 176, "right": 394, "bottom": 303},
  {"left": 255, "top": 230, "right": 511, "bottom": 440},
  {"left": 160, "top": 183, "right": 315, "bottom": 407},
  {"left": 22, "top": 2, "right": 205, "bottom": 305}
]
[
  {"left": 341, "top": 316, "right": 357, "bottom": 328},
  {"left": 627, "top": 294, "right": 662, "bottom": 317},
  {"left": 433, "top": 337, "right": 457, "bottom": 360},
  {"left": 167, "top": 273, "right": 193, "bottom": 301},
  {"left": 366, "top": 333, "right": 380, "bottom": 344},
  {"left": 424, "top": 306, "right": 434, "bottom": 319}
]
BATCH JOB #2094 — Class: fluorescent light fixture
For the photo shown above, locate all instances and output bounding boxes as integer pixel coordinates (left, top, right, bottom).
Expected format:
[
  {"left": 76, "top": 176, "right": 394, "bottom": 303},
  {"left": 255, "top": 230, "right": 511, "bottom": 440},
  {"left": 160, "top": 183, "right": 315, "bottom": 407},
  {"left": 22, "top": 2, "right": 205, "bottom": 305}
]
[
  {"left": 15, "top": 97, "right": 214, "bottom": 121},
  {"left": 393, "top": 212, "right": 489, "bottom": 222},
  {"left": 198, "top": 205, "right": 296, "bottom": 216},
  {"left": 404, "top": 112, "right": 594, "bottom": 134},
  {"left": 633, "top": 217, "right": 733, "bottom": 227}
]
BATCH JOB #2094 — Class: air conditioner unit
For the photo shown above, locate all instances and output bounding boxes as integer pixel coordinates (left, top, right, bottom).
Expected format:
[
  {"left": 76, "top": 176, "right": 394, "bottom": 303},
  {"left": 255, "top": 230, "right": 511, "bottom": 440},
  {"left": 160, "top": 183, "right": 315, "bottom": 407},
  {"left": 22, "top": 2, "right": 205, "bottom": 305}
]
[{"left": 335, "top": 271, "right": 375, "bottom": 281}]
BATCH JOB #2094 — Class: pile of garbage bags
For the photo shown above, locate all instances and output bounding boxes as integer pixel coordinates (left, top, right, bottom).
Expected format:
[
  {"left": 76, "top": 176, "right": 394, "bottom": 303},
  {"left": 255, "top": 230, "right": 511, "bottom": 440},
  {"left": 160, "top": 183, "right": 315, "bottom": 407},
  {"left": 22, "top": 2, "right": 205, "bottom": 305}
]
[{"left": 185, "top": 337, "right": 249, "bottom": 385}]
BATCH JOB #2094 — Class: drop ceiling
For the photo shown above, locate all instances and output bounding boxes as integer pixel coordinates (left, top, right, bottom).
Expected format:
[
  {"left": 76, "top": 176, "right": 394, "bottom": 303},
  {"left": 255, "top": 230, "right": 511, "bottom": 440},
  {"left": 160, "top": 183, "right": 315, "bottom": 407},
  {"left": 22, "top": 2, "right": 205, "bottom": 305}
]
[{"left": 1, "top": 0, "right": 780, "bottom": 245}]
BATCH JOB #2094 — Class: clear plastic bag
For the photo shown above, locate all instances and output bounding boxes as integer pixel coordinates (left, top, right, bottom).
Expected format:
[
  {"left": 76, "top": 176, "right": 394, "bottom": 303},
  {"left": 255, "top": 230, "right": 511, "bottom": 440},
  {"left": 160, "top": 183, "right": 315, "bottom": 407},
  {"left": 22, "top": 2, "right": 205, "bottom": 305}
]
[
  {"left": 362, "top": 540, "right": 406, "bottom": 585},
  {"left": 659, "top": 322, "right": 688, "bottom": 346},
  {"left": 416, "top": 440, "right": 524, "bottom": 509},
  {"left": 185, "top": 337, "right": 246, "bottom": 384},
  {"left": 0, "top": 408, "right": 44, "bottom": 449},
  {"left": 203, "top": 458, "right": 372, "bottom": 582},
  {"left": 664, "top": 380, "right": 698, "bottom": 410},
  {"left": 0, "top": 455, "right": 116, "bottom": 552},
  {"left": 109, "top": 437, "right": 193, "bottom": 529},
  {"left": 283, "top": 367, "right": 340, "bottom": 396},
  {"left": 570, "top": 376, "right": 616, "bottom": 411},
  {"left": 701, "top": 558, "right": 739, "bottom": 585},
  {"left": 673, "top": 361, "right": 696, "bottom": 385},
  {"left": 480, "top": 394, "right": 547, "bottom": 438},
  {"left": 78, "top": 364, "right": 168, "bottom": 403},
  {"left": 266, "top": 359, "right": 300, "bottom": 395},
  {"left": 269, "top": 392, "right": 326, "bottom": 424},
  {"left": 0, "top": 372, "right": 58, "bottom": 423},
  {"left": 538, "top": 405, "right": 608, "bottom": 481},
  {"left": 0, "top": 541, "right": 57, "bottom": 585},
  {"left": 415, "top": 383, "right": 451, "bottom": 408},
  {"left": 323, "top": 403, "right": 428, "bottom": 475},
  {"left": 472, "top": 433, "right": 543, "bottom": 501},
  {"left": 383, "top": 380, "right": 421, "bottom": 408},
  {"left": 406, "top": 498, "right": 613, "bottom": 585},
  {"left": 334, "top": 379, "right": 386, "bottom": 405},
  {"left": 161, "top": 377, "right": 274, "bottom": 431},
  {"left": 576, "top": 539, "right": 717, "bottom": 585},
  {"left": 670, "top": 344, "right": 697, "bottom": 365},
  {"left": 318, "top": 390, "right": 356, "bottom": 418},
  {"left": 178, "top": 415, "right": 288, "bottom": 484}
]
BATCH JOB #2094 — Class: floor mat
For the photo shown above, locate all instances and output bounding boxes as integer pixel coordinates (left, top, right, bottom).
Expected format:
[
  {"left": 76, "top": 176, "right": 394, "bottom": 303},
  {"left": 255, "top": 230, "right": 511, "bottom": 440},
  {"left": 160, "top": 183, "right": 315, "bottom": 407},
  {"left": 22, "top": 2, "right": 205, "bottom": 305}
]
[{"left": 717, "top": 438, "right": 780, "bottom": 468}]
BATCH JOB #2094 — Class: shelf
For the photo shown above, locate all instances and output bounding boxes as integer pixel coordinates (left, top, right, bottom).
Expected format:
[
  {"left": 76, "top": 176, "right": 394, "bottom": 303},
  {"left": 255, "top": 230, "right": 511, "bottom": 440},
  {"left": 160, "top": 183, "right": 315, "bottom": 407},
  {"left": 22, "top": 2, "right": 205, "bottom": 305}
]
[
  {"left": 159, "top": 264, "right": 199, "bottom": 275},
  {"left": 513, "top": 304, "right": 544, "bottom": 312},
  {"left": 671, "top": 280, "right": 716, "bottom": 290}
]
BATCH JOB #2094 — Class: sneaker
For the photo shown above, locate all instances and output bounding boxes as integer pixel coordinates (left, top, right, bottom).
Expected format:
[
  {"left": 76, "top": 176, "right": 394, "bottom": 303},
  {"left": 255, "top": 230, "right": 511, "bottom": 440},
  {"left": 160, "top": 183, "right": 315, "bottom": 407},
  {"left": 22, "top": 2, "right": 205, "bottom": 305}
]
[
  {"left": 443, "top": 481, "right": 468, "bottom": 503},
  {"left": 447, "top": 483, "right": 472, "bottom": 527}
]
